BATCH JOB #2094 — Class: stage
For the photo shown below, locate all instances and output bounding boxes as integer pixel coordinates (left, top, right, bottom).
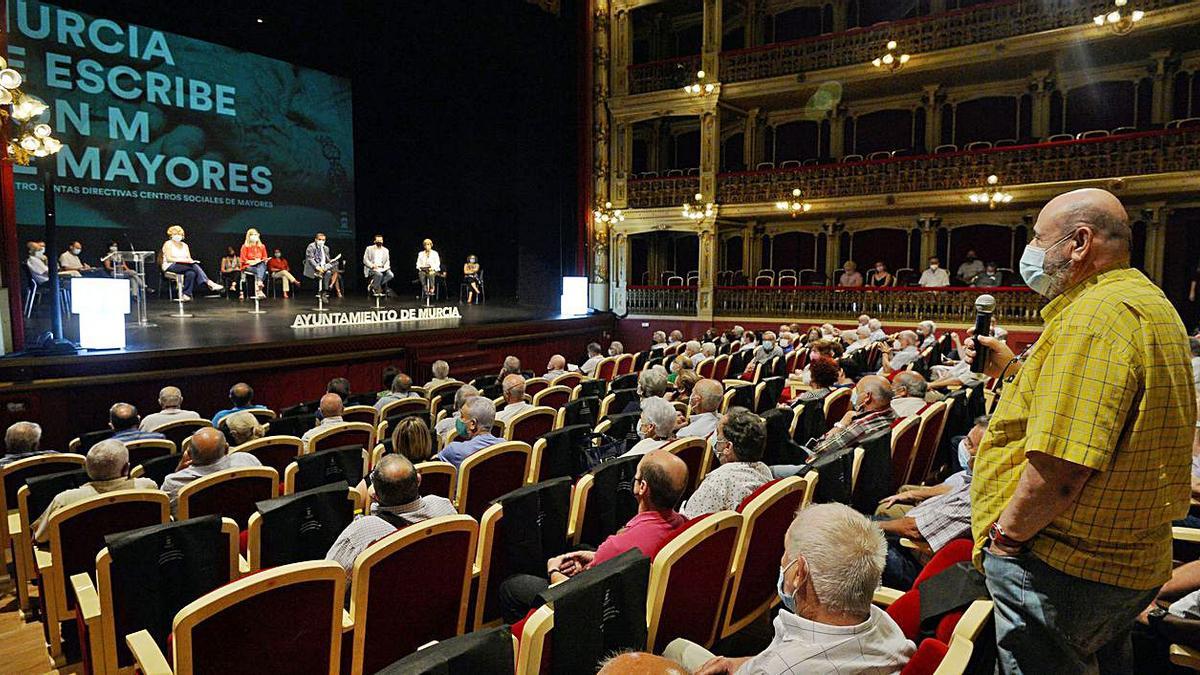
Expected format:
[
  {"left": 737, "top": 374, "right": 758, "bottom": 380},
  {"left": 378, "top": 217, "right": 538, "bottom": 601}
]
[{"left": 0, "top": 295, "right": 614, "bottom": 450}]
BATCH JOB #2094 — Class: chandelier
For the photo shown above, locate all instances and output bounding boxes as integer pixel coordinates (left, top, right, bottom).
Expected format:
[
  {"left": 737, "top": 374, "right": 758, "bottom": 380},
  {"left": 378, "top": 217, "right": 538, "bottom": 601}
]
[
  {"left": 967, "top": 175, "right": 1013, "bottom": 209},
  {"left": 683, "top": 70, "right": 716, "bottom": 96},
  {"left": 0, "top": 56, "right": 60, "bottom": 164},
  {"left": 774, "top": 188, "right": 812, "bottom": 217},
  {"left": 871, "top": 41, "right": 910, "bottom": 72},
  {"left": 681, "top": 192, "right": 715, "bottom": 220},
  {"left": 1094, "top": 0, "right": 1144, "bottom": 34},
  {"left": 593, "top": 200, "right": 625, "bottom": 225}
]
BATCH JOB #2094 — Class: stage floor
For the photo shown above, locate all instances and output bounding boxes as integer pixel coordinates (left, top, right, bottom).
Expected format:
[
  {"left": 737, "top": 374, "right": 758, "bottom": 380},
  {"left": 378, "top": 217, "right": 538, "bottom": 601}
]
[{"left": 18, "top": 293, "right": 585, "bottom": 357}]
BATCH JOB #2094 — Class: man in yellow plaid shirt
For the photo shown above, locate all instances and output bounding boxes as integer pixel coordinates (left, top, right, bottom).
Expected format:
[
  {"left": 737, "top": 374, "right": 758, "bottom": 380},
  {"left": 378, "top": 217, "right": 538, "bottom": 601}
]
[{"left": 965, "top": 188, "right": 1194, "bottom": 674}]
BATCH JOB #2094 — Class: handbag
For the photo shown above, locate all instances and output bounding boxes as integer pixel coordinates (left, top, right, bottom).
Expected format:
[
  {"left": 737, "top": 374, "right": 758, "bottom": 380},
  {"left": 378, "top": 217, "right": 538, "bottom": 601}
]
[{"left": 579, "top": 432, "right": 623, "bottom": 473}]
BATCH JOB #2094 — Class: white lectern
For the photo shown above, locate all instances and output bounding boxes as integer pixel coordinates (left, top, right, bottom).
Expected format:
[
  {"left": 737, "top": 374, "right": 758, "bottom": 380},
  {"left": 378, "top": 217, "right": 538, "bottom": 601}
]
[{"left": 71, "top": 277, "right": 131, "bottom": 349}]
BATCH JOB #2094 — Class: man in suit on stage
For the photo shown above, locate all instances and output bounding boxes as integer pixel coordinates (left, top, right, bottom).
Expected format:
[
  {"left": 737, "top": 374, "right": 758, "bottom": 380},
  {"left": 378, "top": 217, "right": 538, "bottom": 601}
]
[{"left": 304, "top": 232, "right": 338, "bottom": 297}]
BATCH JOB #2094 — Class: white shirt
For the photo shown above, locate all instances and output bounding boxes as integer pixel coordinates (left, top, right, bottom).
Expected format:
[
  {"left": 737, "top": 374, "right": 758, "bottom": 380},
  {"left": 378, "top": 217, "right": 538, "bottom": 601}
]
[
  {"left": 844, "top": 339, "right": 870, "bottom": 356},
  {"left": 620, "top": 437, "right": 674, "bottom": 458},
  {"left": 140, "top": 408, "right": 201, "bottom": 431},
  {"left": 677, "top": 412, "right": 720, "bottom": 441},
  {"left": 59, "top": 251, "right": 85, "bottom": 271},
  {"left": 161, "top": 240, "right": 193, "bottom": 270},
  {"left": 882, "top": 346, "right": 920, "bottom": 373},
  {"left": 27, "top": 254, "right": 49, "bottom": 283},
  {"left": 416, "top": 249, "right": 441, "bottom": 272},
  {"left": 890, "top": 397, "right": 926, "bottom": 419},
  {"left": 737, "top": 605, "right": 914, "bottom": 675},
  {"left": 918, "top": 268, "right": 950, "bottom": 287},
  {"left": 690, "top": 352, "right": 707, "bottom": 368},
  {"left": 301, "top": 416, "right": 347, "bottom": 452},
  {"left": 681, "top": 461, "right": 772, "bottom": 519},
  {"left": 1192, "top": 356, "right": 1200, "bottom": 396},
  {"left": 580, "top": 355, "right": 603, "bottom": 376},
  {"left": 494, "top": 400, "right": 533, "bottom": 424},
  {"left": 363, "top": 245, "right": 391, "bottom": 274}
]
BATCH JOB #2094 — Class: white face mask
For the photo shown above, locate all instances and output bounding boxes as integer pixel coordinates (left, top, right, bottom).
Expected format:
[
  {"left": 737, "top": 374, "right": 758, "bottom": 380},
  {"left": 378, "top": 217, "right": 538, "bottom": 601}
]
[
  {"left": 171, "top": 235, "right": 183, "bottom": 242},
  {"left": 317, "top": 239, "right": 326, "bottom": 245},
  {"left": 929, "top": 264, "right": 939, "bottom": 270},
  {"left": 34, "top": 249, "right": 45, "bottom": 257},
  {"left": 70, "top": 247, "right": 81, "bottom": 255},
  {"left": 1019, "top": 230, "right": 1075, "bottom": 298},
  {"left": 249, "top": 235, "right": 259, "bottom": 243},
  {"left": 109, "top": 245, "right": 118, "bottom": 252}
]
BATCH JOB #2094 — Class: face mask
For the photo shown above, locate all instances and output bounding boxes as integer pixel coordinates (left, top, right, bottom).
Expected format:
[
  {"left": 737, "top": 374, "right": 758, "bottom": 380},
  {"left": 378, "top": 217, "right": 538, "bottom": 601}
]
[
  {"left": 250, "top": 235, "right": 259, "bottom": 243},
  {"left": 70, "top": 248, "right": 81, "bottom": 255},
  {"left": 875, "top": 267, "right": 884, "bottom": 273},
  {"left": 375, "top": 241, "right": 383, "bottom": 247},
  {"left": 850, "top": 388, "right": 859, "bottom": 409},
  {"left": 171, "top": 235, "right": 183, "bottom": 242},
  {"left": 958, "top": 437, "right": 972, "bottom": 473},
  {"left": 1019, "top": 230, "right": 1074, "bottom": 297},
  {"left": 34, "top": 249, "right": 45, "bottom": 257},
  {"left": 777, "top": 558, "right": 799, "bottom": 613},
  {"left": 317, "top": 239, "right": 326, "bottom": 245},
  {"left": 109, "top": 245, "right": 118, "bottom": 252},
  {"left": 274, "top": 252, "right": 282, "bottom": 258},
  {"left": 455, "top": 418, "right": 469, "bottom": 437},
  {"left": 966, "top": 255, "right": 976, "bottom": 261},
  {"left": 893, "top": 340, "right": 901, "bottom": 350},
  {"left": 609, "top": 349, "right": 617, "bottom": 356},
  {"left": 763, "top": 341, "right": 775, "bottom": 350},
  {"left": 929, "top": 264, "right": 939, "bottom": 270},
  {"left": 637, "top": 422, "right": 648, "bottom": 440},
  {"left": 713, "top": 436, "right": 728, "bottom": 460}
]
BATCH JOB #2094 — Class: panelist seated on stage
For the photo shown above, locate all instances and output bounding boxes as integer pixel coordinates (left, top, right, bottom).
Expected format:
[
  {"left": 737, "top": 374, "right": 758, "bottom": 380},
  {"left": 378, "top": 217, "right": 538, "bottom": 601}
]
[
  {"left": 58, "top": 241, "right": 105, "bottom": 278},
  {"left": 102, "top": 242, "right": 146, "bottom": 293},
  {"left": 463, "top": 253, "right": 481, "bottom": 304},
  {"left": 160, "top": 224, "right": 223, "bottom": 301},
  {"left": 304, "top": 232, "right": 341, "bottom": 297},
  {"left": 416, "top": 238, "right": 441, "bottom": 298},
  {"left": 268, "top": 249, "right": 301, "bottom": 299},
  {"left": 25, "top": 241, "right": 50, "bottom": 284},
  {"left": 364, "top": 234, "right": 394, "bottom": 297},
  {"left": 239, "top": 228, "right": 269, "bottom": 300},
  {"left": 220, "top": 246, "right": 241, "bottom": 294}
]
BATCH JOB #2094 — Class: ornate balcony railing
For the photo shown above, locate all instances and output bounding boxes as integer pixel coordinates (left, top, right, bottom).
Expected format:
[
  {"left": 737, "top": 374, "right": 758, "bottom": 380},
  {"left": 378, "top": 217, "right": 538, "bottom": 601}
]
[
  {"left": 627, "top": 0, "right": 1189, "bottom": 93},
  {"left": 627, "top": 285, "right": 698, "bottom": 315},
  {"left": 714, "top": 286, "right": 1044, "bottom": 325},
  {"left": 627, "top": 174, "right": 702, "bottom": 209},
  {"left": 715, "top": 127, "right": 1200, "bottom": 205}
]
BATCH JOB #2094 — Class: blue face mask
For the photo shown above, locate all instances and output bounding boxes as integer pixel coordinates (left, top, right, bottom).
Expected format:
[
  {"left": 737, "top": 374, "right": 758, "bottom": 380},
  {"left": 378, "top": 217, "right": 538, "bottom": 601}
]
[
  {"left": 455, "top": 418, "right": 469, "bottom": 437},
  {"left": 776, "top": 558, "right": 799, "bottom": 613},
  {"left": 1019, "top": 230, "right": 1075, "bottom": 297},
  {"left": 958, "top": 437, "right": 973, "bottom": 474},
  {"left": 763, "top": 341, "right": 775, "bottom": 350},
  {"left": 850, "top": 388, "right": 859, "bottom": 409}
]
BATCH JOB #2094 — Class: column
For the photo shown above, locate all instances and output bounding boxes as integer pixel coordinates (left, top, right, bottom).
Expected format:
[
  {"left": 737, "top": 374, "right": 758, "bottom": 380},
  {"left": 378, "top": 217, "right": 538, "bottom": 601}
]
[
  {"left": 697, "top": 224, "right": 717, "bottom": 320},
  {"left": 611, "top": 232, "right": 629, "bottom": 314},
  {"left": 743, "top": 0, "right": 764, "bottom": 48},
  {"left": 917, "top": 215, "right": 939, "bottom": 266},
  {"left": 1030, "top": 70, "right": 1053, "bottom": 140},
  {"left": 743, "top": 107, "right": 763, "bottom": 169},
  {"left": 701, "top": 0, "right": 722, "bottom": 81},
  {"left": 1142, "top": 204, "right": 1168, "bottom": 285},
  {"left": 830, "top": 0, "right": 848, "bottom": 32},
  {"left": 744, "top": 222, "right": 759, "bottom": 276},
  {"left": 822, "top": 221, "right": 841, "bottom": 282},
  {"left": 612, "top": 8, "right": 632, "bottom": 96},
  {"left": 828, "top": 108, "right": 846, "bottom": 160},
  {"left": 591, "top": 0, "right": 613, "bottom": 311},
  {"left": 647, "top": 119, "right": 662, "bottom": 173},
  {"left": 611, "top": 121, "right": 632, "bottom": 207},
  {"left": 923, "top": 84, "right": 942, "bottom": 151},
  {"left": 699, "top": 105, "right": 721, "bottom": 204},
  {"left": 1149, "top": 50, "right": 1176, "bottom": 125},
  {"left": 929, "top": 0, "right": 946, "bottom": 14}
]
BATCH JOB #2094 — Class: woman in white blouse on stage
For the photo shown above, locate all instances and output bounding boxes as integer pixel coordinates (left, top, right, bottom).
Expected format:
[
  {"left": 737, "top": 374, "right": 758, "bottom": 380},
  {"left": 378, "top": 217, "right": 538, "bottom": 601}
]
[{"left": 160, "top": 224, "right": 223, "bottom": 301}]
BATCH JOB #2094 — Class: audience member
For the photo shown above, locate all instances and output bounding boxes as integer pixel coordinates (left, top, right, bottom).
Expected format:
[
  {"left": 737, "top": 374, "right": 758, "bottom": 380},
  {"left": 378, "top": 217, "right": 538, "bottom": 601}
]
[
  {"left": 867, "top": 318, "right": 887, "bottom": 342},
  {"left": 161, "top": 427, "right": 261, "bottom": 513},
  {"left": 108, "top": 403, "right": 166, "bottom": 442},
  {"left": 671, "top": 370, "right": 700, "bottom": 404},
  {"left": 32, "top": 439, "right": 158, "bottom": 542},
  {"left": 668, "top": 354, "right": 694, "bottom": 384},
  {"left": 742, "top": 330, "right": 783, "bottom": 377},
  {"left": 580, "top": 342, "right": 604, "bottom": 376},
  {"left": 773, "top": 376, "right": 895, "bottom": 478},
  {"left": 623, "top": 367, "right": 668, "bottom": 414},
  {"left": 325, "top": 454, "right": 457, "bottom": 580},
  {"left": 677, "top": 379, "right": 723, "bottom": 440},
  {"left": 682, "top": 340, "right": 701, "bottom": 366},
  {"left": 668, "top": 329, "right": 683, "bottom": 345},
  {"left": 375, "top": 373, "right": 419, "bottom": 412},
  {"left": 425, "top": 359, "right": 453, "bottom": 389},
  {"left": 867, "top": 261, "right": 894, "bottom": 287},
  {"left": 224, "top": 411, "right": 266, "bottom": 446},
  {"left": 623, "top": 397, "right": 677, "bottom": 457},
  {"left": 838, "top": 260, "right": 864, "bottom": 287},
  {"left": 890, "top": 372, "right": 929, "bottom": 418},
  {"left": 139, "top": 386, "right": 200, "bottom": 431},
  {"left": 681, "top": 408, "right": 771, "bottom": 518},
  {"left": 494, "top": 374, "right": 531, "bottom": 424},
  {"left": 972, "top": 261, "right": 1002, "bottom": 287},
  {"left": 795, "top": 357, "right": 839, "bottom": 403},
  {"left": 1192, "top": 337, "right": 1200, "bottom": 396},
  {"left": 300, "top": 394, "right": 349, "bottom": 451},
  {"left": 918, "top": 256, "right": 950, "bottom": 287},
  {"left": 695, "top": 341, "right": 716, "bottom": 366},
  {"left": 739, "top": 331, "right": 758, "bottom": 352},
  {"left": 499, "top": 355, "right": 522, "bottom": 379},
  {"left": 956, "top": 249, "right": 984, "bottom": 285},
  {"left": 596, "top": 652, "right": 686, "bottom": 675},
  {"left": 665, "top": 503, "right": 913, "bottom": 674},
  {"left": 543, "top": 354, "right": 568, "bottom": 380},
  {"left": 1, "top": 422, "right": 49, "bottom": 468},
  {"left": 390, "top": 416, "right": 434, "bottom": 463},
  {"left": 497, "top": 450, "right": 687, "bottom": 622},
  {"left": 879, "top": 331, "right": 920, "bottom": 374},
  {"left": 843, "top": 325, "right": 872, "bottom": 355},
  {"left": 434, "top": 384, "right": 478, "bottom": 438},
  {"left": 608, "top": 341, "right": 625, "bottom": 356},
  {"left": 212, "top": 383, "right": 266, "bottom": 426},
  {"left": 435, "top": 396, "right": 501, "bottom": 468},
  {"left": 649, "top": 331, "right": 668, "bottom": 357},
  {"left": 878, "top": 417, "right": 988, "bottom": 518},
  {"left": 857, "top": 314, "right": 871, "bottom": 328},
  {"left": 376, "top": 366, "right": 399, "bottom": 398},
  {"left": 326, "top": 377, "right": 352, "bottom": 402},
  {"left": 915, "top": 320, "right": 938, "bottom": 350}
]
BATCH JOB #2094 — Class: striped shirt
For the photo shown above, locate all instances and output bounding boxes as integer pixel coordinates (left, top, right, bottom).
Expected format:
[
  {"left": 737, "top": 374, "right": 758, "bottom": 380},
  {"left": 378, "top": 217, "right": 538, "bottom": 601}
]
[
  {"left": 737, "top": 605, "right": 913, "bottom": 674},
  {"left": 812, "top": 408, "right": 897, "bottom": 458},
  {"left": 324, "top": 495, "right": 457, "bottom": 578},
  {"left": 908, "top": 473, "right": 972, "bottom": 552}
]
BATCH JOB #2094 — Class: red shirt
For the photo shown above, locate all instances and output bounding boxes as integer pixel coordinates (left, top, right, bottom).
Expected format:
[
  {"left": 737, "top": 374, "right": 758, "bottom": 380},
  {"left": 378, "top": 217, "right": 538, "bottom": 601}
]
[
  {"left": 239, "top": 243, "right": 268, "bottom": 268},
  {"left": 267, "top": 257, "right": 289, "bottom": 273},
  {"left": 590, "top": 509, "right": 686, "bottom": 568}
]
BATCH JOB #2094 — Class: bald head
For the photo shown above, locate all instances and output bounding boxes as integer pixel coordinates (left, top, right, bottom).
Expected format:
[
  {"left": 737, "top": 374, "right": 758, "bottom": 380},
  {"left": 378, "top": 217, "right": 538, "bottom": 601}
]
[
  {"left": 637, "top": 449, "right": 688, "bottom": 511},
  {"left": 547, "top": 354, "right": 566, "bottom": 371},
  {"left": 1033, "top": 189, "right": 1131, "bottom": 297},
  {"left": 109, "top": 403, "right": 139, "bottom": 431},
  {"left": 597, "top": 652, "right": 687, "bottom": 675},
  {"left": 856, "top": 375, "right": 894, "bottom": 411},
  {"left": 691, "top": 378, "right": 724, "bottom": 413},
  {"left": 1039, "top": 188, "right": 1130, "bottom": 249},
  {"left": 501, "top": 374, "right": 526, "bottom": 403},
  {"left": 189, "top": 427, "right": 228, "bottom": 466},
  {"left": 158, "top": 386, "right": 183, "bottom": 409},
  {"left": 372, "top": 453, "right": 419, "bottom": 506},
  {"left": 229, "top": 382, "right": 254, "bottom": 407},
  {"left": 319, "top": 393, "right": 344, "bottom": 419}
]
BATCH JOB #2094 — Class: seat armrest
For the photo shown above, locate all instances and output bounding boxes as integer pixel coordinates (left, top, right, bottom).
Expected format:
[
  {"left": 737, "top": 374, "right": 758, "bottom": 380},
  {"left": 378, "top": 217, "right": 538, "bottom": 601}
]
[
  {"left": 238, "top": 556, "right": 250, "bottom": 575},
  {"left": 34, "top": 548, "right": 53, "bottom": 574},
  {"left": 342, "top": 609, "right": 355, "bottom": 633},
  {"left": 70, "top": 573, "right": 101, "bottom": 622},
  {"left": 1174, "top": 526, "right": 1200, "bottom": 544},
  {"left": 1171, "top": 644, "right": 1200, "bottom": 669},
  {"left": 8, "top": 511, "right": 22, "bottom": 535},
  {"left": 126, "top": 629, "right": 173, "bottom": 675},
  {"left": 873, "top": 587, "right": 903, "bottom": 607}
]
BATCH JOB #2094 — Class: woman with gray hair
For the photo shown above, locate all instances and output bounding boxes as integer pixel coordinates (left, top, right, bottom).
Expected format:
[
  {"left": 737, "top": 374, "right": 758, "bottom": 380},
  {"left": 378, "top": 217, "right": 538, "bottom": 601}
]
[{"left": 622, "top": 397, "right": 678, "bottom": 457}]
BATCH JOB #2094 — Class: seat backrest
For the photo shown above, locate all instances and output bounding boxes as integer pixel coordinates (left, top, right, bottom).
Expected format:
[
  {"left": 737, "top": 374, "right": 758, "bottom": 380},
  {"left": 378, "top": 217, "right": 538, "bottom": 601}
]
[
  {"left": 350, "top": 516, "right": 479, "bottom": 674},
  {"left": 600, "top": 389, "right": 638, "bottom": 420},
  {"left": 661, "top": 437, "right": 708, "bottom": 498},
  {"left": 790, "top": 398, "right": 828, "bottom": 446},
  {"left": 533, "top": 386, "right": 571, "bottom": 410},
  {"left": 124, "top": 439, "right": 177, "bottom": 466},
  {"left": 760, "top": 407, "right": 797, "bottom": 466},
  {"left": 266, "top": 412, "right": 318, "bottom": 439},
  {"left": 156, "top": 419, "right": 212, "bottom": 448},
  {"left": 176, "top": 561, "right": 344, "bottom": 675},
  {"left": 889, "top": 415, "right": 923, "bottom": 492},
  {"left": 458, "top": 441, "right": 531, "bottom": 520},
  {"left": 22, "top": 468, "right": 89, "bottom": 524},
  {"left": 575, "top": 455, "right": 640, "bottom": 549},
  {"left": 341, "top": 405, "right": 378, "bottom": 426},
  {"left": 560, "top": 396, "right": 599, "bottom": 429},
  {"left": 506, "top": 407, "right": 557, "bottom": 445},
  {"left": 646, "top": 512, "right": 742, "bottom": 653},
  {"left": 232, "top": 435, "right": 304, "bottom": 476},
  {"left": 551, "top": 372, "right": 584, "bottom": 389},
  {"left": 723, "top": 476, "right": 814, "bottom": 638},
  {"left": 101, "top": 516, "right": 238, "bottom": 670},
  {"left": 823, "top": 387, "right": 852, "bottom": 428},
  {"left": 249, "top": 483, "right": 356, "bottom": 570},
  {"left": 850, "top": 433, "right": 895, "bottom": 514},
  {"left": 754, "top": 376, "right": 786, "bottom": 413},
  {"left": 885, "top": 539, "right": 975, "bottom": 639},
  {"left": 909, "top": 401, "right": 950, "bottom": 485},
  {"left": 178, "top": 467, "right": 279, "bottom": 529},
  {"left": 377, "top": 625, "right": 514, "bottom": 674},
  {"left": 575, "top": 379, "right": 607, "bottom": 401},
  {"left": 610, "top": 372, "right": 638, "bottom": 392},
  {"left": 596, "top": 357, "right": 619, "bottom": 381},
  {"left": 311, "top": 422, "right": 374, "bottom": 453},
  {"left": 523, "top": 378, "right": 550, "bottom": 397},
  {"left": 712, "top": 354, "right": 731, "bottom": 381},
  {"left": 132, "top": 454, "right": 182, "bottom": 487},
  {"left": 414, "top": 461, "right": 457, "bottom": 500},
  {"left": 1, "top": 453, "right": 86, "bottom": 511},
  {"left": 289, "top": 445, "right": 364, "bottom": 493},
  {"left": 531, "top": 424, "right": 591, "bottom": 482}
]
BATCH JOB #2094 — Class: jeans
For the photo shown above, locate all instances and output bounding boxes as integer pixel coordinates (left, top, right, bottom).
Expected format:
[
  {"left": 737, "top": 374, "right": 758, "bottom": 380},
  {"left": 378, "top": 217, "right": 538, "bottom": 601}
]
[
  {"left": 244, "top": 261, "right": 267, "bottom": 283},
  {"left": 883, "top": 538, "right": 922, "bottom": 591},
  {"left": 982, "top": 548, "right": 1159, "bottom": 675},
  {"left": 166, "top": 262, "right": 210, "bottom": 297},
  {"left": 497, "top": 573, "right": 549, "bottom": 623},
  {"left": 368, "top": 269, "right": 394, "bottom": 294}
]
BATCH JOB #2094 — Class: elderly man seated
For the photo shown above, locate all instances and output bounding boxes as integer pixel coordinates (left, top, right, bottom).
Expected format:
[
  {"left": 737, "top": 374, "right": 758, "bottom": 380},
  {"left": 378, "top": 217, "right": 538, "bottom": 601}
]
[
  {"left": 915, "top": 320, "right": 938, "bottom": 350},
  {"left": 33, "top": 439, "right": 159, "bottom": 542},
  {"left": 843, "top": 325, "right": 872, "bottom": 356},
  {"left": 580, "top": 342, "right": 604, "bottom": 376},
  {"left": 375, "top": 373, "right": 420, "bottom": 412},
  {"left": 681, "top": 408, "right": 772, "bottom": 518},
  {"left": 677, "top": 379, "right": 723, "bottom": 441},
  {"left": 434, "top": 384, "right": 478, "bottom": 438},
  {"left": 498, "top": 450, "right": 688, "bottom": 622},
  {"left": 424, "top": 359, "right": 453, "bottom": 389},
  {"left": 543, "top": 354, "right": 569, "bottom": 380},
  {"left": 0, "top": 421, "right": 50, "bottom": 468},
  {"left": 494, "top": 374, "right": 531, "bottom": 424},
  {"left": 325, "top": 453, "right": 457, "bottom": 580},
  {"left": 742, "top": 330, "right": 783, "bottom": 379},
  {"left": 772, "top": 376, "right": 896, "bottom": 478},
  {"left": 623, "top": 397, "right": 678, "bottom": 457},
  {"left": 435, "top": 396, "right": 502, "bottom": 468},
  {"left": 108, "top": 403, "right": 166, "bottom": 443},
  {"left": 890, "top": 372, "right": 930, "bottom": 419},
  {"left": 300, "top": 394, "right": 349, "bottom": 452},
  {"left": 161, "top": 427, "right": 262, "bottom": 514},
  {"left": 879, "top": 330, "right": 921, "bottom": 374},
  {"left": 140, "top": 386, "right": 201, "bottom": 431},
  {"left": 499, "top": 355, "right": 523, "bottom": 379},
  {"left": 664, "top": 503, "right": 914, "bottom": 674}
]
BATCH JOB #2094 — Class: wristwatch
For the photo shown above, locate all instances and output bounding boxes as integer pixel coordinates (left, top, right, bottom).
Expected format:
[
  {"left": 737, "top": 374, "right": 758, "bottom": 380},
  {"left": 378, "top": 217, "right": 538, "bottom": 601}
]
[
  {"left": 1147, "top": 607, "right": 1169, "bottom": 635},
  {"left": 987, "top": 522, "right": 1027, "bottom": 551}
]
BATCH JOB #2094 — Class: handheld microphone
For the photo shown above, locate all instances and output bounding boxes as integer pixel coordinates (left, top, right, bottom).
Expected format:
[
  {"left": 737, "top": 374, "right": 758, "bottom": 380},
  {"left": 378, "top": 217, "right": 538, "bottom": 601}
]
[{"left": 970, "top": 294, "right": 995, "bottom": 374}]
